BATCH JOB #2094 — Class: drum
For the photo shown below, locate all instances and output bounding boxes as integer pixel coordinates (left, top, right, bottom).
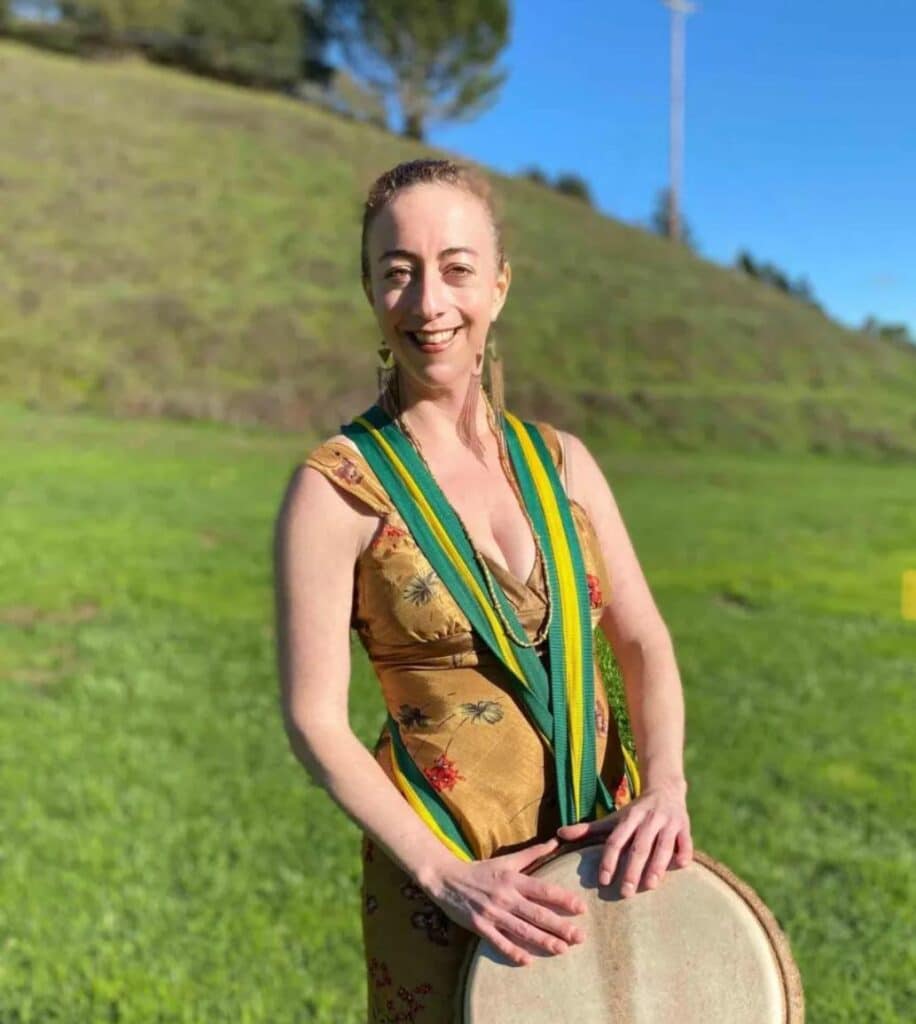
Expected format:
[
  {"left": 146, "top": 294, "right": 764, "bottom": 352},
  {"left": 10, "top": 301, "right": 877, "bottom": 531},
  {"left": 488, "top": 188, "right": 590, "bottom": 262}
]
[{"left": 459, "top": 839, "right": 804, "bottom": 1023}]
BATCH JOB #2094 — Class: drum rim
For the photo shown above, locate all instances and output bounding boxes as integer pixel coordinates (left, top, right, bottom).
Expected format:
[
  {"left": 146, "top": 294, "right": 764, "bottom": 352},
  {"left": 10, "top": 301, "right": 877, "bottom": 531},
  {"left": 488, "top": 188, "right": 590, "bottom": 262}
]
[{"left": 455, "top": 838, "right": 804, "bottom": 1024}]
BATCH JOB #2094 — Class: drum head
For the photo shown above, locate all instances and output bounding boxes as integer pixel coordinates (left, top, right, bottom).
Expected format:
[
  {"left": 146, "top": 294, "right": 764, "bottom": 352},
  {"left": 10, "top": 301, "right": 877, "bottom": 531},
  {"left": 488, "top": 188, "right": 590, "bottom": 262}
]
[{"left": 460, "top": 842, "right": 804, "bottom": 1023}]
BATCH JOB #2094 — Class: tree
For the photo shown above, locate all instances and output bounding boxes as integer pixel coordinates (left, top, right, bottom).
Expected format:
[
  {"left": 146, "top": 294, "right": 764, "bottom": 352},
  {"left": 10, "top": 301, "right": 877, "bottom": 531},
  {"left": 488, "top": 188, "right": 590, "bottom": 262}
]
[
  {"left": 552, "top": 172, "right": 592, "bottom": 206},
  {"left": 58, "top": 1, "right": 185, "bottom": 42},
  {"left": 336, "top": 0, "right": 510, "bottom": 141},
  {"left": 734, "top": 249, "right": 823, "bottom": 312},
  {"left": 650, "top": 186, "right": 697, "bottom": 249},
  {"left": 298, "top": 0, "right": 355, "bottom": 85},
  {"left": 178, "top": 0, "right": 303, "bottom": 88}
]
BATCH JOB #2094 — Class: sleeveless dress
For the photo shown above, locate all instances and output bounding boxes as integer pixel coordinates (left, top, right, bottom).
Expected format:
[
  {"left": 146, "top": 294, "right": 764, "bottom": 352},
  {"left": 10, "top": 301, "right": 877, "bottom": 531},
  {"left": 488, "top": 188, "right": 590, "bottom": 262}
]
[{"left": 304, "top": 420, "right": 636, "bottom": 1024}]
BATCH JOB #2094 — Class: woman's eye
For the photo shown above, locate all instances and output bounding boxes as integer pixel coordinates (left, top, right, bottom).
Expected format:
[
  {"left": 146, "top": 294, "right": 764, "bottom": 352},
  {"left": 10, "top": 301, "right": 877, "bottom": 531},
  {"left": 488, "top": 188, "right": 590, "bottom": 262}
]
[
  {"left": 448, "top": 266, "right": 473, "bottom": 277},
  {"left": 386, "top": 267, "right": 410, "bottom": 280}
]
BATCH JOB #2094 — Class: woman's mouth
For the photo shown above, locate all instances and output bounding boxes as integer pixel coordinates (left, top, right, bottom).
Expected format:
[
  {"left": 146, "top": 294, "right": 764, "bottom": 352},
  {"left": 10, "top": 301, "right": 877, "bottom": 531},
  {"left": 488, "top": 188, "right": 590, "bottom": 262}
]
[{"left": 404, "top": 326, "right": 461, "bottom": 352}]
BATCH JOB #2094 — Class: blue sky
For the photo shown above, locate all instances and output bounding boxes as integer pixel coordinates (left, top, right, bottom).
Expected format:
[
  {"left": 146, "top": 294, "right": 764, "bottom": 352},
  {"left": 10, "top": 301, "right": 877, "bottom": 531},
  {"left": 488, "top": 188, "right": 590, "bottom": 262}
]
[{"left": 421, "top": 1, "right": 914, "bottom": 337}]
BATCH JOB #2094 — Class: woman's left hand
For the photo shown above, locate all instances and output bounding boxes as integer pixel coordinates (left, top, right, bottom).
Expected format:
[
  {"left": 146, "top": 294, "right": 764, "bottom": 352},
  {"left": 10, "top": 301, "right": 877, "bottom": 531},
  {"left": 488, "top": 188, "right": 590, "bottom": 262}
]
[{"left": 555, "top": 778, "right": 693, "bottom": 897}]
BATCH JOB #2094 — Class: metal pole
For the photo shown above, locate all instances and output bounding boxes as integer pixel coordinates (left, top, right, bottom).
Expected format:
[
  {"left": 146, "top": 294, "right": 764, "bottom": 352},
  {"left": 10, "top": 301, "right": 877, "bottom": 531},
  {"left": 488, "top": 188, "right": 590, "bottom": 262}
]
[{"left": 663, "top": 1, "right": 696, "bottom": 242}]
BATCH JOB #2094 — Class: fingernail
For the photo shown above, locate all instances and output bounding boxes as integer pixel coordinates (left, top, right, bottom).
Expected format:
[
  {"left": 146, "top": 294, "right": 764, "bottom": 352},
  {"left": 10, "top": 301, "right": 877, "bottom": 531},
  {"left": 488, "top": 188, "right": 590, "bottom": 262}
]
[
  {"left": 647, "top": 873, "right": 659, "bottom": 888},
  {"left": 598, "top": 872, "right": 610, "bottom": 886},
  {"left": 620, "top": 882, "right": 634, "bottom": 897}
]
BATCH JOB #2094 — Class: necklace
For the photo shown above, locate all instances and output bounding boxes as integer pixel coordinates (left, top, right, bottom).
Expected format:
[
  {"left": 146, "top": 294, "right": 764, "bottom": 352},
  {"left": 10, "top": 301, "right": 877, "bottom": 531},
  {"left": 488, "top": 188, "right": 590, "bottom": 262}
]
[{"left": 393, "top": 390, "right": 553, "bottom": 649}]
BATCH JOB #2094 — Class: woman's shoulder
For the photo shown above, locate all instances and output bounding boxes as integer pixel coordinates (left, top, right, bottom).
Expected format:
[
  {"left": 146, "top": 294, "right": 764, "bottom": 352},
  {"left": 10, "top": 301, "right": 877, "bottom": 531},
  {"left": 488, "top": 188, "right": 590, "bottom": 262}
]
[
  {"left": 516, "top": 418, "right": 602, "bottom": 509},
  {"left": 302, "top": 433, "right": 393, "bottom": 517}
]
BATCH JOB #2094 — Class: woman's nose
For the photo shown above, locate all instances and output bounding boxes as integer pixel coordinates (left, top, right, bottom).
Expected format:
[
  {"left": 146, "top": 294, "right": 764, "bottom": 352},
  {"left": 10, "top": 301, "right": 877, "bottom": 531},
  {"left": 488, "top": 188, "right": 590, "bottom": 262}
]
[{"left": 411, "top": 268, "right": 448, "bottom": 321}]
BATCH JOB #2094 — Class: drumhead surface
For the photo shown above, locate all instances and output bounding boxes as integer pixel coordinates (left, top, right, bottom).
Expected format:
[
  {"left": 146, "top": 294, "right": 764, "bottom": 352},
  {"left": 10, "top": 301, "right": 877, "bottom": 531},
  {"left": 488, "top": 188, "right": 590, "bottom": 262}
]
[{"left": 461, "top": 844, "right": 804, "bottom": 1024}]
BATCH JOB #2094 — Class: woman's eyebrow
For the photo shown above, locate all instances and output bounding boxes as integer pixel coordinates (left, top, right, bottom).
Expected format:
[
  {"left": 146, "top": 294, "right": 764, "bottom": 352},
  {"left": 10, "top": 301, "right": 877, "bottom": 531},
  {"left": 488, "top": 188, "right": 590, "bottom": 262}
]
[{"left": 378, "top": 246, "right": 479, "bottom": 262}]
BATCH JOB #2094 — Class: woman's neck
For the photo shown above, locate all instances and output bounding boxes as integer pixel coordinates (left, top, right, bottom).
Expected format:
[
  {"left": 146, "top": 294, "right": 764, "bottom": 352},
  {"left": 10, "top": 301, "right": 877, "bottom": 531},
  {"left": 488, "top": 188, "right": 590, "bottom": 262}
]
[{"left": 394, "top": 371, "right": 493, "bottom": 458}]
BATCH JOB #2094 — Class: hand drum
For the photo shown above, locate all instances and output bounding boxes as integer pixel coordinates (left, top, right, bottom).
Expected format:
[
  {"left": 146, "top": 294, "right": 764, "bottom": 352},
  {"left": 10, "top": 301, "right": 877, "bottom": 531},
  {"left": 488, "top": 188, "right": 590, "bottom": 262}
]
[{"left": 459, "top": 839, "right": 804, "bottom": 1023}]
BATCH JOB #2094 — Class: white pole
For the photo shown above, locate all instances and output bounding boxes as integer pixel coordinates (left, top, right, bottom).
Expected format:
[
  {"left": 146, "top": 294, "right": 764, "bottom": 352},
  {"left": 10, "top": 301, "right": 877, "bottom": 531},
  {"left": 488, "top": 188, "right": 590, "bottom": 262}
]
[{"left": 663, "top": 1, "right": 696, "bottom": 242}]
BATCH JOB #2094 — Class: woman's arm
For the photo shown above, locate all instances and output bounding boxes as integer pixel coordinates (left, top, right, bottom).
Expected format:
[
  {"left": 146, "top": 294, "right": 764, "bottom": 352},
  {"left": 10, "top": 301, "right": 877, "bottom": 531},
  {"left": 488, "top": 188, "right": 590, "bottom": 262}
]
[
  {"left": 273, "top": 463, "right": 458, "bottom": 891},
  {"left": 273, "top": 461, "right": 587, "bottom": 964},
  {"left": 555, "top": 431, "right": 693, "bottom": 892}
]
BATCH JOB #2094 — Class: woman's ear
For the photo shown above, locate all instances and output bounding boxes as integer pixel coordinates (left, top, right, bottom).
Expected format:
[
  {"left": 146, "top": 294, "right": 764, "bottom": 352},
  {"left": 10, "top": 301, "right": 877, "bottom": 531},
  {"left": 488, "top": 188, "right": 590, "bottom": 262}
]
[{"left": 492, "top": 259, "right": 511, "bottom": 319}]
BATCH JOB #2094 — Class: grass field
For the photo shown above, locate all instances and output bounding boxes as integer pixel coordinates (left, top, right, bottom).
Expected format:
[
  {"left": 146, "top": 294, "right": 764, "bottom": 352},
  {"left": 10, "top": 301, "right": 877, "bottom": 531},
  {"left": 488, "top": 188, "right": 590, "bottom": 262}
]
[
  {"left": 1, "top": 401, "right": 913, "bottom": 1022},
  {"left": 2, "top": 39, "right": 916, "bottom": 458}
]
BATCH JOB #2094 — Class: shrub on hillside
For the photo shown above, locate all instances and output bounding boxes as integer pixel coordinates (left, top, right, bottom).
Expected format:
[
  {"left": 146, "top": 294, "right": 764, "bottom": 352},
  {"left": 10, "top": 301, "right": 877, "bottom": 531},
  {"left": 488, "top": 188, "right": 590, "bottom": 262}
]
[
  {"left": 518, "top": 165, "right": 593, "bottom": 205},
  {"left": 735, "top": 249, "right": 823, "bottom": 311},
  {"left": 861, "top": 316, "right": 913, "bottom": 345}
]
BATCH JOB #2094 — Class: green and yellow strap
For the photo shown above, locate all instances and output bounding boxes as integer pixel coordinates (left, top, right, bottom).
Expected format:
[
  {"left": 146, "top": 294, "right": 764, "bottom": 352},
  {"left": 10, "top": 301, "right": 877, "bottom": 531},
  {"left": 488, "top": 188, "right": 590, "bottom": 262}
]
[{"left": 342, "top": 404, "right": 619, "bottom": 859}]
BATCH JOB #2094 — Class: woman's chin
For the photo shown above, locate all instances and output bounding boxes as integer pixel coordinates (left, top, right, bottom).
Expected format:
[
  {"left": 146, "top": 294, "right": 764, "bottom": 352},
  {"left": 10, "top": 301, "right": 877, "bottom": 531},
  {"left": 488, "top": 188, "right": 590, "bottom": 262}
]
[{"left": 398, "top": 360, "right": 471, "bottom": 393}]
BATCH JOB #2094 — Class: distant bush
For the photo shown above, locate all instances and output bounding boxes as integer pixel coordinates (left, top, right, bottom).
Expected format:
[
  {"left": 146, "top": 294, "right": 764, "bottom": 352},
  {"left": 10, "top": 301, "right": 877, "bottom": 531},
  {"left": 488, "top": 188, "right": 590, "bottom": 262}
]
[
  {"left": 735, "top": 249, "right": 822, "bottom": 311},
  {"left": 518, "top": 165, "right": 593, "bottom": 205},
  {"left": 520, "top": 165, "right": 549, "bottom": 187},
  {"left": 649, "top": 186, "right": 698, "bottom": 250},
  {"left": 135, "top": 0, "right": 302, "bottom": 90},
  {"left": 861, "top": 316, "right": 913, "bottom": 345},
  {"left": 553, "top": 172, "right": 593, "bottom": 205},
  {"left": 3, "top": 16, "right": 92, "bottom": 55},
  {"left": 2, "top": 0, "right": 343, "bottom": 91}
]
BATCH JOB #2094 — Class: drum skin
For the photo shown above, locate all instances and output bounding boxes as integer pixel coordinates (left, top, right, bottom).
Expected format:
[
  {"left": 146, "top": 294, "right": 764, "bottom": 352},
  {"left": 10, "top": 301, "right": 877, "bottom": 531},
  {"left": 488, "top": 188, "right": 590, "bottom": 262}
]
[{"left": 459, "top": 840, "right": 804, "bottom": 1024}]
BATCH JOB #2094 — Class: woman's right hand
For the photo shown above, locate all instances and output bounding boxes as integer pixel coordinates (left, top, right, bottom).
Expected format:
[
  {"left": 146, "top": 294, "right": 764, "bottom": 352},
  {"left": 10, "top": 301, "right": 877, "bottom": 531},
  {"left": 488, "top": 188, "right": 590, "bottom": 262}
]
[{"left": 420, "top": 838, "right": 587, "bottom": 966}]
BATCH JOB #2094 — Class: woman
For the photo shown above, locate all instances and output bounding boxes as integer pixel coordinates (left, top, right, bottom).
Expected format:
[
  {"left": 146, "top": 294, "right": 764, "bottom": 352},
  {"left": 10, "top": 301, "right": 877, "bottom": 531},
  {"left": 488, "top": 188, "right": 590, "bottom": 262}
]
[{"left": 274, "top": 158, "right": 692, "bottom": 1022}]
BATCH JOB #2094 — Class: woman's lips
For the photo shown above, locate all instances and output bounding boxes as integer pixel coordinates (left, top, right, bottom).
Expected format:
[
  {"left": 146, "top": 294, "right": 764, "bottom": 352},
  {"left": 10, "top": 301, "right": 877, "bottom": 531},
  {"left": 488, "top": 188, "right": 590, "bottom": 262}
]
[{"left": 404, "top": 326, "right": 461, "bottom": 352}]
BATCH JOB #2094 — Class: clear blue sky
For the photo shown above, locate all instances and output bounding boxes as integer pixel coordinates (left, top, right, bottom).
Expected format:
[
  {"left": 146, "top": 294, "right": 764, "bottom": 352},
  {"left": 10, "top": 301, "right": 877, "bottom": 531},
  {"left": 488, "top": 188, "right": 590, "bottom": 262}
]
[{"left": 423, "top": 1, "right": 915, "bottom": 337}]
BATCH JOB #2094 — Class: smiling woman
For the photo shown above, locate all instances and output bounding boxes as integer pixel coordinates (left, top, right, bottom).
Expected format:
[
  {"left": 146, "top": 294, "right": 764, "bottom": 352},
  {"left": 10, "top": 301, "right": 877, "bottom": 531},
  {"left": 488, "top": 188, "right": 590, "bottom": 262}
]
[
  {"left": 361, "top": 166, "right": 513, "bottom": 466},
  {"left": 273, "top": 158, "right": 692, "bottom": 1022}
]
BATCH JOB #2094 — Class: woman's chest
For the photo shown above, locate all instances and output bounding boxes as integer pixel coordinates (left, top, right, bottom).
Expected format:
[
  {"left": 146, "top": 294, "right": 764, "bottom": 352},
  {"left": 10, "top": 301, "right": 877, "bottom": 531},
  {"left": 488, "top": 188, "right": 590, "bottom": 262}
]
[{"left": 351, "top": 501, "right": 611, "bottom": 650}]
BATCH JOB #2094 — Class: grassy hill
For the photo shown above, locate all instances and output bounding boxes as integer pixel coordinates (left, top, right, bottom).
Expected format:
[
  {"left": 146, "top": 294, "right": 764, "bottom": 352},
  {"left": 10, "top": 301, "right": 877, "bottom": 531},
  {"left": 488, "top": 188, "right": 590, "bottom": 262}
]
[{"left": 2, "top": 39, "right": 915, "bottom": 458}]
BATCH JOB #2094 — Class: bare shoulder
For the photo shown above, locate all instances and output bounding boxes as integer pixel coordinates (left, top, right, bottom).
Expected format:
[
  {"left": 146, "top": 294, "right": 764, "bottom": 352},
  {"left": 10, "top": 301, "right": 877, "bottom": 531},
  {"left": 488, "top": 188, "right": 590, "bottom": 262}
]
[
  {"left": 555, "top": 429, "right": 613, "bottom": 513},
  {"left": 276, "top": 436, "right": 375, "bottom": 564},
  {"left": 323, "top": 432, "right": 362, "bottom": 455}
]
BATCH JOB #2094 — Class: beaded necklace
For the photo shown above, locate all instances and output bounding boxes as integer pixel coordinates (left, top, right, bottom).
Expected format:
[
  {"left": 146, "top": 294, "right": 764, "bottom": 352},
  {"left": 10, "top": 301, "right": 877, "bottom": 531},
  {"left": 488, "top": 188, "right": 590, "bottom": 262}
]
[{"left": 392, "top": 388, "right": 554, "bottom": 649}]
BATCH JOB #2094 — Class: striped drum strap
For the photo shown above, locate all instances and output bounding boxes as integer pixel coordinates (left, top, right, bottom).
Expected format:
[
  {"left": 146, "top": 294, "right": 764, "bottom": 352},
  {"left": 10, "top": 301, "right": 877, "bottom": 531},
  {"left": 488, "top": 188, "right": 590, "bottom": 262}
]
[{"left": 342, "top": 404, "right": 617, "bottom": 861}]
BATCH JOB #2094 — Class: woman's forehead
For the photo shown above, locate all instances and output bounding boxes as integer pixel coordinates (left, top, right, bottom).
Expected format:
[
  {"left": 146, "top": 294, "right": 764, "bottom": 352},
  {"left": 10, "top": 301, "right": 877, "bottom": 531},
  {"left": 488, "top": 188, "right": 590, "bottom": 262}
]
[{"left": 371, "top": 185, "right": 491, "bottom": 253}]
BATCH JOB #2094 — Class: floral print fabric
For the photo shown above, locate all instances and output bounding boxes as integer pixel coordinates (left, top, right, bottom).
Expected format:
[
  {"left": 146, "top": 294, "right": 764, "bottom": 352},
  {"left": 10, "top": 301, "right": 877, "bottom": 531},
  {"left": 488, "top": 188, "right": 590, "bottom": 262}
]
[{"left": 304, "top": 420, "right": 636, "bottom": 1023}]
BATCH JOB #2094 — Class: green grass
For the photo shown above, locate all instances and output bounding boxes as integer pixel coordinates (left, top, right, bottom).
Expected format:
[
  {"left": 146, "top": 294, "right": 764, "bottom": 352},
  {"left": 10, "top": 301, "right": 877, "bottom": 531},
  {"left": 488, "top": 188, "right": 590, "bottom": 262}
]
[
  {"left": 1, "top": 40, "right": 916, "bottom": 458},
  {"left": 1, "top": 402, "right": 913, "bottom": 1022}
]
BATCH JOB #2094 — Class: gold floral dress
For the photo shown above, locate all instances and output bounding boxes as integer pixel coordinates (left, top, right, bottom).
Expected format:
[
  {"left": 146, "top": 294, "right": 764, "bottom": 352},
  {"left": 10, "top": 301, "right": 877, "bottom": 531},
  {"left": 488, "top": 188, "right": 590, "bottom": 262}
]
[{"left": 304, "top": 419, "right": 635, "bottom": 1024}]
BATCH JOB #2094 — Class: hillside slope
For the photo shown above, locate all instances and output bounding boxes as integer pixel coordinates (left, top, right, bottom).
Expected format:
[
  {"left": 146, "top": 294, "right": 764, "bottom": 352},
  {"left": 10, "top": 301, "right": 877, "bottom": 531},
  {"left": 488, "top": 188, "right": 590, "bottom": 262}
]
[{"left": 2, "top": 40, "right": 914, "bottom": 457}]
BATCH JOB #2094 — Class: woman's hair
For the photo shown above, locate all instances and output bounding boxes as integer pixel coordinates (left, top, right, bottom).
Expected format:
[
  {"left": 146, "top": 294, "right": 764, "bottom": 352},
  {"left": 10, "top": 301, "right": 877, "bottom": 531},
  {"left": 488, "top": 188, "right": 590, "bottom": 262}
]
[{"left": 360, "top": 158, "right": 507, "bottom": 287}]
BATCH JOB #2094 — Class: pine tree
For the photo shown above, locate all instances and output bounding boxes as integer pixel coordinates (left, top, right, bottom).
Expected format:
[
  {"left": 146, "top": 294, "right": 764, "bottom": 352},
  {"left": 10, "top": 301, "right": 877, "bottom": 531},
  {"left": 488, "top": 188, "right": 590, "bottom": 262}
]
[{"left": 336, "top": 0, "right": 509, "bottom": 140}]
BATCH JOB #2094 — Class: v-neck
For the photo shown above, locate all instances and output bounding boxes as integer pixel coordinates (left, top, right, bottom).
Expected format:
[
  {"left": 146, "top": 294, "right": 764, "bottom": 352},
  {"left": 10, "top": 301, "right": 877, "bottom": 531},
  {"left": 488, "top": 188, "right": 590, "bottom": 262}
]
[
  {"left": 336, "top": 424, "right": 544, "bottom": 599},
  {"left": 394, "top": 408, "right": 545, "bottom": 597},
  {"left": 480, "top": 546, "right": 542, "bottom": 598}
]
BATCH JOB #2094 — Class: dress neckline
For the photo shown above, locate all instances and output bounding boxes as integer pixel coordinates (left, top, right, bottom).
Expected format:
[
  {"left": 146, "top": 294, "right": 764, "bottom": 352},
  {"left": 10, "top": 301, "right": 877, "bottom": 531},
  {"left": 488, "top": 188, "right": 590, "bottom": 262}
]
[
  {"left": 481, "top": 547, "right": 543, "bottom": 600},
  {"left": 333, "top": 435, "right": 544, "bottom": 597},
  {"left": 330, "top": 435, "right": 589, "bottom": 603}
]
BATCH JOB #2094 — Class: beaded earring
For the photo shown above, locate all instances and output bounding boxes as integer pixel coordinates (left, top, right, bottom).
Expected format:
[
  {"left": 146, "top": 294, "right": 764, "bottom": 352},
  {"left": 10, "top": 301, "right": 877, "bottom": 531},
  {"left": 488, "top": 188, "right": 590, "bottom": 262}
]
[
  {"left": 376, "top": 342, "right": 395, "bottom": 395},
  {"left": 485, "top": 326, "right": 505, "bottom": 422}
]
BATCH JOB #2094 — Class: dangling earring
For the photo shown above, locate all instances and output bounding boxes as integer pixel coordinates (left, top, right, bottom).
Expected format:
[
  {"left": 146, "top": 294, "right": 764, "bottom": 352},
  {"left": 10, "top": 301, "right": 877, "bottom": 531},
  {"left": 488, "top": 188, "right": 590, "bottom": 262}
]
[
  {"left": 376, "top": 341, "right": 399, "bottom": 418},
  {"left": 485, "top": 326, "right": 505, "bottom": 421},
  {"left": 457, "top": 345, "right": 485, "bottom": 460},
  {"left": 377, "top": 342, "right": 395, "bottom": 393}
]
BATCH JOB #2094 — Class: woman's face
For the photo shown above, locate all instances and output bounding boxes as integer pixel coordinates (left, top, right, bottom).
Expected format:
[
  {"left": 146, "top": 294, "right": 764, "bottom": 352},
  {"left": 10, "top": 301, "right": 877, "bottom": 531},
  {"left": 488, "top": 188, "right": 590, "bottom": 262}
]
[{"left": 363, "top": 182, "right": 511, "bottom": 395}]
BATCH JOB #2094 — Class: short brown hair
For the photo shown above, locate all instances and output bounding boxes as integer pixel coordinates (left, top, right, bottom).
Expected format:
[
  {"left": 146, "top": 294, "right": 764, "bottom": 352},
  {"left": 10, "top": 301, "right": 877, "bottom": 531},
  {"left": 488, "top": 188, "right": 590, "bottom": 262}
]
[{"left": 360, "top": 158, "right": 507, "bottom": 286}]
